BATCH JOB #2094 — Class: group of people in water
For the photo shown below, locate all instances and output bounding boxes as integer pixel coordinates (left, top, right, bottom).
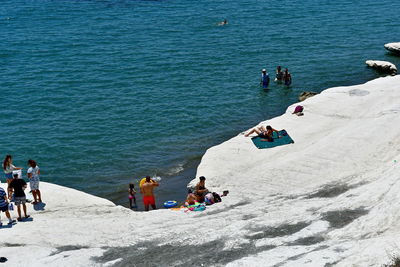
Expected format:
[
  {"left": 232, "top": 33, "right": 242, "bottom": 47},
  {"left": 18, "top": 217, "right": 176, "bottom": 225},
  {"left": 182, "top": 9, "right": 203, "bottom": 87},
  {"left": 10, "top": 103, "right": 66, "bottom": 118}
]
[
  {"left": 261, "top": 66, "right": 292, "bottom": 89},
  {"left": 0, "top": 155, "right": 42, "bottom": 227},
  {"left": 128, "top": 175, "right": 228, "bottom": 211}
]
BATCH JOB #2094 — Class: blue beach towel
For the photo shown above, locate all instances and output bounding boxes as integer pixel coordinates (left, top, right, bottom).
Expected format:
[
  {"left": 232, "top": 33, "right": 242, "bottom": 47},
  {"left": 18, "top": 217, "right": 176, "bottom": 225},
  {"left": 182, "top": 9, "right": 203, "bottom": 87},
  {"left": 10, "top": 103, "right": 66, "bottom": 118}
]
[{"left": 251, "top": 130, "right": 294, "bottom": 149}]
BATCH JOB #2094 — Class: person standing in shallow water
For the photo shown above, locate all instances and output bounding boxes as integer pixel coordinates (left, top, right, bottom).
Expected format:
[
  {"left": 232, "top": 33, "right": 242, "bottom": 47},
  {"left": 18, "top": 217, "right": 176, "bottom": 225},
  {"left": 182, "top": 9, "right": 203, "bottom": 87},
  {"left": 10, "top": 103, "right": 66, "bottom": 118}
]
[
  {"left": 275, "top": 66, "right": 283, "bottom": 83},
  {"left": 283, "top": 68, "right": 292, "bottom": 86},
  {"left": 140, "top": 176, "right": 159, "bottom": 211},
  {"left": 260, "top": 69, "right": 270, "bottom": 89},
  {"left": 27, "top": 159, "right": 42, "bottom": 204},
  {"left": 128, "top": 183, "right": 137, "bottom": 209}
]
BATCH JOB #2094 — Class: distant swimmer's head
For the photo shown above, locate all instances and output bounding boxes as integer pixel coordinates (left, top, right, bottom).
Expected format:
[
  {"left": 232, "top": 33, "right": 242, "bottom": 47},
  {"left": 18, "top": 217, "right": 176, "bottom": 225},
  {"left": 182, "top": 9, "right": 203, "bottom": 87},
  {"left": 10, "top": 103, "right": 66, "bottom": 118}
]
[
  {"left": 146, "top": 175, "right": 151, "bottom": 182},
  {"left": 199, "top": 176, "right": 206, "bottom": 181},
  {"left": 129, "top": 183, "right": 135, "bottom": 189},
  {"left": 277, "top": 66, "right": 281, "bottom": 71},
  {"left": 266, "top": 125, "right": 272, "bottom": 130},
  {"left": 262, "top": 69, "right": 266, "bottom": 73}
]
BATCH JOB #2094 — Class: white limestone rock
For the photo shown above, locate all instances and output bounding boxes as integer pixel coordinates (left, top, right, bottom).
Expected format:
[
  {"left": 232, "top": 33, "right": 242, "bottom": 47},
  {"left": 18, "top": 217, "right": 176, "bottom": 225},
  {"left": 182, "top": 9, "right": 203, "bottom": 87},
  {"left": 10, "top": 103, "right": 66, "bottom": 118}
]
[
  {"left": 3, "top": 76, "right": 400, "bottom": 266},
  {"left": 366, "top": 60, "right": 397, "bottom": 75},
  {"left": 384, "top": 42, "right": 400, "bottom": 54}
]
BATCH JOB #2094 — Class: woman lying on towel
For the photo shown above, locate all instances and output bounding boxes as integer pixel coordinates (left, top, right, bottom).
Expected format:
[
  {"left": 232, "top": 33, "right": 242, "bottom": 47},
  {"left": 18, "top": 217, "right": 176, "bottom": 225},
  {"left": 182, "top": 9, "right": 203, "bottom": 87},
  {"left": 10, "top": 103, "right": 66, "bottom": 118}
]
[{"left": 244, "top": 125, "right": 282, "bottom": 142}]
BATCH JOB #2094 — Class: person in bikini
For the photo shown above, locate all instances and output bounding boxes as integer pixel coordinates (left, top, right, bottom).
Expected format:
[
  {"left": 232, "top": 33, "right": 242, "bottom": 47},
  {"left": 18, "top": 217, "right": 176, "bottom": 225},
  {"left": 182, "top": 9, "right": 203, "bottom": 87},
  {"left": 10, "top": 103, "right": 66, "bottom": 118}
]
[
  {"left": 244, "top": 125, "right": 281, "bottom": 141},
  {"left": 140, "top": 176, "right": 159, "bottom": 211}
]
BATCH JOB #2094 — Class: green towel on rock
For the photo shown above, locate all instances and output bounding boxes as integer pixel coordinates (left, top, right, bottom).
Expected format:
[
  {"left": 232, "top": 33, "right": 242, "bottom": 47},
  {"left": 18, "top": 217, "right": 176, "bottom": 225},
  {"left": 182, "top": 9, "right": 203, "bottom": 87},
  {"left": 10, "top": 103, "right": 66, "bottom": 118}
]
[{"left": 251, "top": 130, "right": 294, "bottom": 149}]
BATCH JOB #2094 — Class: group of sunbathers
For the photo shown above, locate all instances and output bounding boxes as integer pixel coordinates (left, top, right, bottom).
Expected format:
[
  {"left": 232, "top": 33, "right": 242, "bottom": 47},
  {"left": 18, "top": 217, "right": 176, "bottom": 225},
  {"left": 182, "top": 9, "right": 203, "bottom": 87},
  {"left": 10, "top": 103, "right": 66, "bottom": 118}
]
[{"left": 186, "top": 176, "right": 228, "bottom": 206}]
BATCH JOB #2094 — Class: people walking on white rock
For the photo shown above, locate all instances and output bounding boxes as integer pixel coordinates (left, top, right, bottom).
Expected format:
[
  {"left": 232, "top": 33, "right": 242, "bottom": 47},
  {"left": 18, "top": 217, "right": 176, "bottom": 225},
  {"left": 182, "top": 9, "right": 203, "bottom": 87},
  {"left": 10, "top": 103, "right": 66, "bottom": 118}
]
[
  {"left": 0, "top": 186, "right": 16, "bottom": 227},
  {"left": 245, "top": 125, "right": 281, "bottom": 142},
  {"left": 27, "top": 159, "right": 42, "bottom": 204},
  {"left": 275, "top": 66, "right": 283, "bottom": 83},
  {"left": 283, "top": 68, "right": 292, "bottom": 86},
  {"left": 128, "top": 183, "right": 137, "bottom": 209},
  {"left": 3, "top": 155, "right": 22, "bottom": 197},
  {"left": 140, "top": 176, "right": 159, "bottom": 211},
  {"left": 8, "top": 173, "right": 30, "bottom": 221},
  {"left": 260, "top": 69, "right": 270, "bottom": 89}
]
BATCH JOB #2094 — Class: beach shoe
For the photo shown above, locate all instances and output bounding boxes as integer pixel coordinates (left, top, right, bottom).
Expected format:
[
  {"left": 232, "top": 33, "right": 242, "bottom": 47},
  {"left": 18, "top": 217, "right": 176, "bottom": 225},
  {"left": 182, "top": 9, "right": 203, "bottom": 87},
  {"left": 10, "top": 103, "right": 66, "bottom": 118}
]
[
  {"left": 0, "top": 257, "right": 8, "bottom": 263},
  {"left": 24, "top": 215, "right": 30, "bottom": 219},
  {"left": 17, "top": 217, "right": 23, "bottom": 222},
  {"left": 8, "top": 220, "right": 16, "bottom": 225},
  {"left": 0, "top": 222, "right": 2, "bottom": 227}
]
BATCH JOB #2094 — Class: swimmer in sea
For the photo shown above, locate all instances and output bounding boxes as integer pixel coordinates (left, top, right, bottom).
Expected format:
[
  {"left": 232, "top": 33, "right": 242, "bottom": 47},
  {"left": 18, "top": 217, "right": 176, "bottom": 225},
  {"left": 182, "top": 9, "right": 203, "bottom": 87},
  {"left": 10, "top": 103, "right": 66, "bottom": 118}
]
[{"left": 218, "top": 19, "right": 228, "bottom": 26}]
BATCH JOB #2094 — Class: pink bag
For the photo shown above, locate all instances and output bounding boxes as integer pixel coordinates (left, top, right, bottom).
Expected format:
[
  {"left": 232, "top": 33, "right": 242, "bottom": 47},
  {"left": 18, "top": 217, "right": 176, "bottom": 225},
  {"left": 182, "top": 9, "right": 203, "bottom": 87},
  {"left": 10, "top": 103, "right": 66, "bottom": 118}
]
[{"left": 293, "top": 105, "right": 304, "bottom": 113}]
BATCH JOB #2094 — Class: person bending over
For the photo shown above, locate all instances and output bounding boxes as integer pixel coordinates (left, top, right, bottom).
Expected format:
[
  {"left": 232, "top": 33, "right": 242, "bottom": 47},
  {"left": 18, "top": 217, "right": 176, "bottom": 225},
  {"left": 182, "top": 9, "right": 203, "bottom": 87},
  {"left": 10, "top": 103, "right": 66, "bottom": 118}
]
[{"left": 245, "top": 125, "right": 281, "bottom": 142}]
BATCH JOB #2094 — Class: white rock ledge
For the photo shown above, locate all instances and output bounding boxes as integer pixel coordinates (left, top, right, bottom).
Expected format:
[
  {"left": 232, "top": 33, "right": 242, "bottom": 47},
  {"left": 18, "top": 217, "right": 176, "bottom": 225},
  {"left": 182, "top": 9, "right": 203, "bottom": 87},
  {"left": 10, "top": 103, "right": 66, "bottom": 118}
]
[
  {"left": 384, "top": 42, "right": 400, "bottom": 54},
  {"left": 366, "top": 60, "right": 397, "bottom": 75},
  {"left": 2, "top": 76, "right": 400, "bottom": 267}
]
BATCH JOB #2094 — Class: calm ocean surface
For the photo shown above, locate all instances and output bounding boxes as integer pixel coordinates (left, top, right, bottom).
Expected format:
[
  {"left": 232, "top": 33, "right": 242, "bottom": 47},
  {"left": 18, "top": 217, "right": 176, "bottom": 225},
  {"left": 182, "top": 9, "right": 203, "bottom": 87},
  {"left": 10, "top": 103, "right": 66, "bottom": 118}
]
[{"left": 1, "top": 0, "right": 399, "bottom": 209}]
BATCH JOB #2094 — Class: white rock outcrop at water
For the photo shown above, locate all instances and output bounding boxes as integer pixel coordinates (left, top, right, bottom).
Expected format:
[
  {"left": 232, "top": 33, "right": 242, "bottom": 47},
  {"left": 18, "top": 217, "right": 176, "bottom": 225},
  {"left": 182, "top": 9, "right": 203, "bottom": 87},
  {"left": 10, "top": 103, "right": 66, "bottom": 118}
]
[
  {"left": 366, "top": 60, "right": 397, "bottom": 75},
  {"left": 2, "top": 76, "right": 400, "bottom": 266},
  {"left": 384, "top": 42, "right": 400, "bottom": 54}
]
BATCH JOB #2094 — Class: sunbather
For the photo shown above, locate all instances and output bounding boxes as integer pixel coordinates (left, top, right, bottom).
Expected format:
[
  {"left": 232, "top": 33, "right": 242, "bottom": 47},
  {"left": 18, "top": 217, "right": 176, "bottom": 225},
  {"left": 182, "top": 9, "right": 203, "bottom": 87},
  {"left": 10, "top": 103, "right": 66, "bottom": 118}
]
[{"left": 244, "top": 125, "right": 281, "bottom": 141}]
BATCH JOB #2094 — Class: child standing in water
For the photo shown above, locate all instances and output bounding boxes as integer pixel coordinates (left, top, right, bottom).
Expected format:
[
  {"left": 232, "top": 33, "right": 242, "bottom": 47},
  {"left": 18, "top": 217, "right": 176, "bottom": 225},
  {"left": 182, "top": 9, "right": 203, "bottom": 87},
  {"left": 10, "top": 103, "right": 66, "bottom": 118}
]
[{"left": 128, "top": 183, "right": 137, "bottom": 209}]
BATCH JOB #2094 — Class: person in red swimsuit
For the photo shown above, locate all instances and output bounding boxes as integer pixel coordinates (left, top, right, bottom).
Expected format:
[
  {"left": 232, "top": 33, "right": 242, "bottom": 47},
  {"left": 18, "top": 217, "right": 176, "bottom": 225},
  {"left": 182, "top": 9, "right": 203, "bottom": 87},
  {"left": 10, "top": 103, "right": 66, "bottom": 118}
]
[{"left": 140, "top": 176, "right": 159, "bottom": 211}]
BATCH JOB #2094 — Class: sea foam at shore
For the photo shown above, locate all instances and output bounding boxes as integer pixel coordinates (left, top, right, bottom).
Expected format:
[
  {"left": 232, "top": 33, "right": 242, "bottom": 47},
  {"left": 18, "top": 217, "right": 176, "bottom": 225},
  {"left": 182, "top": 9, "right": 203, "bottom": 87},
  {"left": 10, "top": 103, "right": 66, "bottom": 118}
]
[{"left": 1, "top": 76, "right": 400, "bottom": 266}]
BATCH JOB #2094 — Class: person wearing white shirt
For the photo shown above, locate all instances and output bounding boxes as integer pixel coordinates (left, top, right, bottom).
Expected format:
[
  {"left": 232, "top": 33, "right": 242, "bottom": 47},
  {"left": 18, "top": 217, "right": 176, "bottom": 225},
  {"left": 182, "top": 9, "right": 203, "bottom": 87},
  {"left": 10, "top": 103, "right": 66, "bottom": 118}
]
[{"left": 27, "top": 159, "right": 42, "bottom": 204}]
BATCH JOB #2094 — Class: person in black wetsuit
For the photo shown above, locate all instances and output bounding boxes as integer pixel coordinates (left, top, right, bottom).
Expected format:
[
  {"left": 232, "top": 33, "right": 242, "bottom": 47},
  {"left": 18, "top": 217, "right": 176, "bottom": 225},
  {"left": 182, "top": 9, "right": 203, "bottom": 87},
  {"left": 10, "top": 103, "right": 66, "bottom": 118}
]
[
  {"left": 244, "top": 125, "right": 281, "bottom": 142},
  {"left": 195, "top": 176, "right": 208, "bottom": 203}
]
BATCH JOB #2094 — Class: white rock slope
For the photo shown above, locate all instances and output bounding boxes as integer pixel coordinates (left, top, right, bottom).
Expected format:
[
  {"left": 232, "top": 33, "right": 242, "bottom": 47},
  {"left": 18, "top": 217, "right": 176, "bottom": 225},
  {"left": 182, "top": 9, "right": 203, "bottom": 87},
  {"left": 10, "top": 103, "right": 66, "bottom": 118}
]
[{"left": 1, "top": 76, "right": 400, "bottom": 267}]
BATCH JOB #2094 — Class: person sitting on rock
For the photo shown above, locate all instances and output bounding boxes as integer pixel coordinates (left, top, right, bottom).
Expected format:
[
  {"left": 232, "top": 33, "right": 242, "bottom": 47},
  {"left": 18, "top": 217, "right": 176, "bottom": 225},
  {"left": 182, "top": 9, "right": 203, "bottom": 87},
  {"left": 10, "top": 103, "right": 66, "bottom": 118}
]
[
  {"left": 195, "top": 176, "right": 208, "bottom": 203},
  {"left": 245, "top": 125, "right": 281, "bottom": 142},
  {"left": 185, "top": 189, "right": 197, "bottom": 206}
]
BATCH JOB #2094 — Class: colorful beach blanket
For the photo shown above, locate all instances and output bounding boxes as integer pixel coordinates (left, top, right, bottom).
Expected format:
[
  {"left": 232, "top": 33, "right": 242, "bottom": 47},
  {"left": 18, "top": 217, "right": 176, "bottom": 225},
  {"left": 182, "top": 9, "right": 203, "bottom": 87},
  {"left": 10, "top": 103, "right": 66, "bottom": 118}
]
[{"left": 251, "top": 130, "right": 294, "bottom": 149}]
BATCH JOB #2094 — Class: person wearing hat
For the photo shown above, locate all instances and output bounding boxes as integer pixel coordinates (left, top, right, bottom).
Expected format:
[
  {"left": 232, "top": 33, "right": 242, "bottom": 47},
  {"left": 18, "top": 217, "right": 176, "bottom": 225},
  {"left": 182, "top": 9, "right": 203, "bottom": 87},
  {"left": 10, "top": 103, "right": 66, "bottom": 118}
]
[{"left": 260, "top": 69, "right": 270, "bottom": 89}]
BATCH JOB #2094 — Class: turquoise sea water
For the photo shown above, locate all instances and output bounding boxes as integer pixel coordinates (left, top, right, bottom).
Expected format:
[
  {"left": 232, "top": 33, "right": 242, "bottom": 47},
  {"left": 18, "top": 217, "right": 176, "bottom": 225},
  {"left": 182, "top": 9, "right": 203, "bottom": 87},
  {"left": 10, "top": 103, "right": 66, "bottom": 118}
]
[{"left": 1, "top": 0, "right": 399, "bottom": 209}]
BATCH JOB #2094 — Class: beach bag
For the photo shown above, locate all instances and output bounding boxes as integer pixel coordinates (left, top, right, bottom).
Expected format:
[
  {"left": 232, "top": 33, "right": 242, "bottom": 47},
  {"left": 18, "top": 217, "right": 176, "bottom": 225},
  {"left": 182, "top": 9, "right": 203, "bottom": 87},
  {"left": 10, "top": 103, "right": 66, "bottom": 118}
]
[{"left": 293, "top": 105, "right": 303, "bottom": 113}]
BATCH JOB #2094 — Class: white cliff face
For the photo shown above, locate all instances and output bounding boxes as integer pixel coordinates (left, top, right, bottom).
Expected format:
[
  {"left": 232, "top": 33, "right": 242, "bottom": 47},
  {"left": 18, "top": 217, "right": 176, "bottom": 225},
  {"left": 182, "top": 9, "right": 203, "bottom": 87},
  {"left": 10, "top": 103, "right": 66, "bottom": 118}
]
[
  {"left": 384, "top": 42, "right": 400, "bottom": 54},
  {"left": 366, "top": 60, "right": 397, "bottom": 75},
  {"left": 2, "top": 76, "right": 400, "bottom": 267}
]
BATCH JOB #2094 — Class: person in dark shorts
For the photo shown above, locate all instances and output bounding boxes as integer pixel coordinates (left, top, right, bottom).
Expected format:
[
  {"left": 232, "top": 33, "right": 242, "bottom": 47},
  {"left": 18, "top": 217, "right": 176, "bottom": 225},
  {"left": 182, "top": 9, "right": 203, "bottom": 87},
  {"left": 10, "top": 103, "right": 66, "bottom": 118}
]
[
  {"left": 8, "top": 174, "right": 30, "bottom": 221},
  {"left": 245, "top": 125, "right": 281, "bottom": 142},
  {"left": 0, "top": 186, "right": 16, "bottom": 227}
]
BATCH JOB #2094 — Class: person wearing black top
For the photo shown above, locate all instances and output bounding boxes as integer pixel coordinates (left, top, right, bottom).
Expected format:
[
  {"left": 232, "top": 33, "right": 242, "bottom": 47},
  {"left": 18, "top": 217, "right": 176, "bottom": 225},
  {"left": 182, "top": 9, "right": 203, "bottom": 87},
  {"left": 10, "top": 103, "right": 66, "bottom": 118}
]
[{"left": 8, "top": 174, "right": 30, "bottom": 221}]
